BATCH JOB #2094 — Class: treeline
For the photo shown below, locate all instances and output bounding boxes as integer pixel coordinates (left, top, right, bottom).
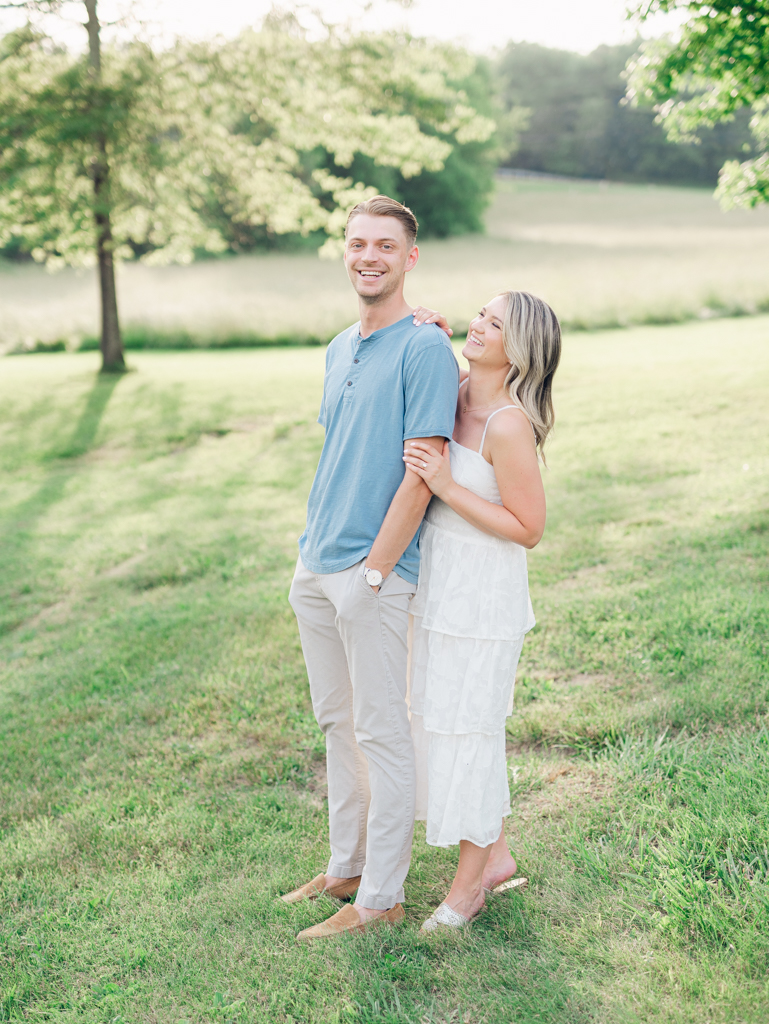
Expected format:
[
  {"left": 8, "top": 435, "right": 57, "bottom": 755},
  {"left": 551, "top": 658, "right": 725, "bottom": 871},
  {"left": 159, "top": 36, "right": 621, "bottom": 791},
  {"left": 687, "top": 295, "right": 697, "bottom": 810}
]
[
  {"left": 2, "top": 27, "right": 758, "bottom": 273},
  {"left": 497, "top": 41, "right": 753, "bottom": 186}
]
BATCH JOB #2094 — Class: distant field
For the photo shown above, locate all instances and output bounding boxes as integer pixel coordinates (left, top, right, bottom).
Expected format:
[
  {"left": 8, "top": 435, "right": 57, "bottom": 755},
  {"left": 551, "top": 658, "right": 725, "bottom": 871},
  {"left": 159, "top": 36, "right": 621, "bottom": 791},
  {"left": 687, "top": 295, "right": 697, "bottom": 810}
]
[
  {"left": 3, "top": 176, "right": 769, "bottom": 353},
  {"left": 1, "top": 318, "right": 768, "bottom": 1021}
]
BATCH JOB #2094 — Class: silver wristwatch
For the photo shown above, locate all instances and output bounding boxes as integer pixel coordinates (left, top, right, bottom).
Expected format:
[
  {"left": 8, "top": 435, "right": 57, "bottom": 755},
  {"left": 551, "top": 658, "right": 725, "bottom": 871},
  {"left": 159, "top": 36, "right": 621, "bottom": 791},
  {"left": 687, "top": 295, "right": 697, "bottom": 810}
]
[{"left": 363, "top": 566, "right": 383, "bottom": 588}]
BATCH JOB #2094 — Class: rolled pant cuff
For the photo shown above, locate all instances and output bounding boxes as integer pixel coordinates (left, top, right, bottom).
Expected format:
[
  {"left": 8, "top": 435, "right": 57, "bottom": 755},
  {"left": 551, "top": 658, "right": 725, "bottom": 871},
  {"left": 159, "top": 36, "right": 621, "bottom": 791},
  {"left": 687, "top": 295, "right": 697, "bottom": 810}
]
[
  {"left": 355, "top": 887, "right": 405, "bottom": 911},
  {"left": 327, "top": 861, "right": 365, "bottom": 879}
]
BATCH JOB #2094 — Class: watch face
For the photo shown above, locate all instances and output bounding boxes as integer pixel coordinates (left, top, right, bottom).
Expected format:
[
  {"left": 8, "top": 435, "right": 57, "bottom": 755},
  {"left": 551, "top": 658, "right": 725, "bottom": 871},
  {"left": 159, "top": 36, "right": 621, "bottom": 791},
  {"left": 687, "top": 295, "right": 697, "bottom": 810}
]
[{"left": 365, "top": 569, "right": 383, "bottom": 587}]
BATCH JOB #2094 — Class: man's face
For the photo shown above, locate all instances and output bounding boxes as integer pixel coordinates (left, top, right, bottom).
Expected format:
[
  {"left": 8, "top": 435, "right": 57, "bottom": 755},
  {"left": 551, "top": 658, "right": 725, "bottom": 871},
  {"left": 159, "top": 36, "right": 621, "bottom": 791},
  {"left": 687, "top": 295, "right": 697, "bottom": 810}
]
[{"left": 343, "top": 214, "right": 418, "bottom": 304}]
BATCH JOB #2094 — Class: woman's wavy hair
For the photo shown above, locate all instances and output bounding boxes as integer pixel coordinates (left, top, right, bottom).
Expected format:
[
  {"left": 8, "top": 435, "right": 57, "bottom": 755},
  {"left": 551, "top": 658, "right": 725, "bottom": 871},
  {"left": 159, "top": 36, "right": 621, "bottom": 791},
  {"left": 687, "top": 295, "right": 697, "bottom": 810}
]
[{"left": 498, "top": 290, "right": 561, "bottom": 462}]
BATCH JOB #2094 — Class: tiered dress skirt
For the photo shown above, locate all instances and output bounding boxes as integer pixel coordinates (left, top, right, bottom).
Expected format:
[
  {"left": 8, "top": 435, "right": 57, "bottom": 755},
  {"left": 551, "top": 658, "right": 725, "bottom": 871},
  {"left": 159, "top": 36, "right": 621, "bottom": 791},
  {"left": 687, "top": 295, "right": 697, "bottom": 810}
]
[{"left": 408, "top": 482, "right": 535, "bottom": 848}]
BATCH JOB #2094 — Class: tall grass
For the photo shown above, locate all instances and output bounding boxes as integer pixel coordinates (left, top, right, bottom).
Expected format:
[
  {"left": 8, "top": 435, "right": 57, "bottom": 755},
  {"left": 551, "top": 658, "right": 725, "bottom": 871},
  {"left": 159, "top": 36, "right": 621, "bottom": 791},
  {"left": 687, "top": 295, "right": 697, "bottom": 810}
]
[{"left": 3, "top": 177, "right": 769, "bottom": 354}]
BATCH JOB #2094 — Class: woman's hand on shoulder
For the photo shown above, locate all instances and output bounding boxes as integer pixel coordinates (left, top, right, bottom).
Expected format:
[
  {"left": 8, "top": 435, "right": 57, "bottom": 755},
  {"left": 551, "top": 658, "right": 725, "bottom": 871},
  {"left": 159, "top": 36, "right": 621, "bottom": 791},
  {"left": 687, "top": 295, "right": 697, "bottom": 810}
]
[
  {"left": 403, "top": 439, "right": 453, "bottom": 498},
  {"left": 486, "top": 409, "right": 546, "bottom": 548},
  {"left": 412, "top": 306, "right": 453, "bottom": 338}
]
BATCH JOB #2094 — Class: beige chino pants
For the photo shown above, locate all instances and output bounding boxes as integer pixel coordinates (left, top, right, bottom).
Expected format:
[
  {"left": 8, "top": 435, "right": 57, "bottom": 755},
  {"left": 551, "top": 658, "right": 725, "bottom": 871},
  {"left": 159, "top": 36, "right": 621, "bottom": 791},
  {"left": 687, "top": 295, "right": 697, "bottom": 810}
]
[{"left": 289, "top": 556, "right": 417, "bottom": 910}]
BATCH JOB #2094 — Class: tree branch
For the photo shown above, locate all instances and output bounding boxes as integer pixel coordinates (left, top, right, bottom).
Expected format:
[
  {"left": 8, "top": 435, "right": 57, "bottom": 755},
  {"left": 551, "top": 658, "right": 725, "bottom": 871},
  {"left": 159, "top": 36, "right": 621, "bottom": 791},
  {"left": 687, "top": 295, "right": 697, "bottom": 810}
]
[{"left": 0, "top": 2, "right": 64, "bottom": 9}]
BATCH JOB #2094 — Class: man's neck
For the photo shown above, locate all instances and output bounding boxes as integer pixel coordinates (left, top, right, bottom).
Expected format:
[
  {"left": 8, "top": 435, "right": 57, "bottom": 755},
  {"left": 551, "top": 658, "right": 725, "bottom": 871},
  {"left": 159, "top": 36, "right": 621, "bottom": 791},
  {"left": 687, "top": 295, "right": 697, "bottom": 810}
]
[{"left": 358, "top": 294, "right": 413, "bottom": 339}]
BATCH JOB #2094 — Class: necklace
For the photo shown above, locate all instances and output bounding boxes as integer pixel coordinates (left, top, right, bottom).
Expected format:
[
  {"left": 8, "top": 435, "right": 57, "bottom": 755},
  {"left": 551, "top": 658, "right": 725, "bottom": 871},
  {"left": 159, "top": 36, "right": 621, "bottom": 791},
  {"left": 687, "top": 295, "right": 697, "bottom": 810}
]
[{"left": 462, "top": 390, "right": 505, "bottom": 415}]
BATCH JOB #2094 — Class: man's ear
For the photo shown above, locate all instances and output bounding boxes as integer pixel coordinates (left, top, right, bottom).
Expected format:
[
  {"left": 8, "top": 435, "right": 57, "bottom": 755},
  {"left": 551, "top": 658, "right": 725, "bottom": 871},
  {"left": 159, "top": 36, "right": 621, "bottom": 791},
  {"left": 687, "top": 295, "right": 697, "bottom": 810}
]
[{"left": 405, "top": 244, "right": 419, "bottom": 272}]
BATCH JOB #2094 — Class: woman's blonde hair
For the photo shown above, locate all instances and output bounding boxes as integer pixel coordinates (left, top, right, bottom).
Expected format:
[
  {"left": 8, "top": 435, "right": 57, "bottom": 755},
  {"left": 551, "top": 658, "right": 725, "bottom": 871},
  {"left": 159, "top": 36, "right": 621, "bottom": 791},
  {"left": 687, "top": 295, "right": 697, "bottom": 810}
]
[{"left": 499, "top": 290, "right": 561, "bottom": 461}]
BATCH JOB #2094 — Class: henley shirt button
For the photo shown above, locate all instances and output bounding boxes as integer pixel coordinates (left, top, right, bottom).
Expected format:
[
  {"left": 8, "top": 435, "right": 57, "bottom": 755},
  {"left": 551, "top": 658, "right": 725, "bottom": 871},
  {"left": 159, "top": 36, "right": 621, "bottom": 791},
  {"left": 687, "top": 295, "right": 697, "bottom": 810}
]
[
  {"left": 347, "top": 381, "right": 352, "bottom": 386},
  {"left": 354, "top": 359, "right": 359, "bottom": 363}
]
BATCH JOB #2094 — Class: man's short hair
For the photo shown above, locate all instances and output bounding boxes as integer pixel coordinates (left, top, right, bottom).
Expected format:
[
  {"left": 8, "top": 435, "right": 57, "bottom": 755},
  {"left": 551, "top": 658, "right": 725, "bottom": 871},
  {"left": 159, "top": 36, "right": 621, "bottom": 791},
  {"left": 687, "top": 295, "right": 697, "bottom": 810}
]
[{"left": 345, "top": 195, "right": 418, "bottom": 247}]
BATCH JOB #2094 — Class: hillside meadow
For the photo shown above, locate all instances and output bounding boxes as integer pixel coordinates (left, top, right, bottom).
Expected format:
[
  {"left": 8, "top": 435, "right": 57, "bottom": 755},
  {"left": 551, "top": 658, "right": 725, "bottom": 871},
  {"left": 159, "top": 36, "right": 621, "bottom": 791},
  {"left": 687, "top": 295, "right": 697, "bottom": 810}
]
[
  {"left": 1, "top": 314, "right": 768, "bottom": 1023},
  {"left": 3, "top": 175, "right": 769, "bottom": 353}
]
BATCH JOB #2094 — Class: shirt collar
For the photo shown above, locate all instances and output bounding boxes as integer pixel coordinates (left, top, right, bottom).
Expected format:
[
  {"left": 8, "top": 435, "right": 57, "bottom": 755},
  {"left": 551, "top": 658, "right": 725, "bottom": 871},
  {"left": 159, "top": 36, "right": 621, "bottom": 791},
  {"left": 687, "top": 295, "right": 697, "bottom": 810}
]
[{"left": 356, "top": 313, "right": 414, "bottom": 344}]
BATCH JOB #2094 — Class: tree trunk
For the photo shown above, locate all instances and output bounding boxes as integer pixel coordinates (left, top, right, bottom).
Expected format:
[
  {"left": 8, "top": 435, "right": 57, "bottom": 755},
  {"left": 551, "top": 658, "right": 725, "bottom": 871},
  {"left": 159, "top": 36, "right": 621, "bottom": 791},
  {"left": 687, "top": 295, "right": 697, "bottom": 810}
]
[
  {"left": 84, "top": 0, "right": 125, "bottom": 372},
  {"left": 93, "top": 144, "right": 124, "bottom": 372}
]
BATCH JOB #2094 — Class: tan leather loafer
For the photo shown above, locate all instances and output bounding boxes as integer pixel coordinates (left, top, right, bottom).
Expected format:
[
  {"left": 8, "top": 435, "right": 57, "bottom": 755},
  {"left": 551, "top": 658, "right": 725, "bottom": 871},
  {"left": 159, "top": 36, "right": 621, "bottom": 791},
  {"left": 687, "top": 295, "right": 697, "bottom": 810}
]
[
  {"left": 279, "top": 873, "right": 361, "bottom": 904},
  {"left": 296, "top": 903, "right": 405, "bottom": 942}
]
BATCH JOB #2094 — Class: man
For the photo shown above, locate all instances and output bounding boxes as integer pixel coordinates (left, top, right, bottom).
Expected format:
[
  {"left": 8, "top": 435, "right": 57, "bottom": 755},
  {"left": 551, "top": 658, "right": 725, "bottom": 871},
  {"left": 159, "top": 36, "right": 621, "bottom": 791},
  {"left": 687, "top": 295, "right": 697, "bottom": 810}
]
[{"left": 284, "top": 195, "right": 459, "bottom": 941}]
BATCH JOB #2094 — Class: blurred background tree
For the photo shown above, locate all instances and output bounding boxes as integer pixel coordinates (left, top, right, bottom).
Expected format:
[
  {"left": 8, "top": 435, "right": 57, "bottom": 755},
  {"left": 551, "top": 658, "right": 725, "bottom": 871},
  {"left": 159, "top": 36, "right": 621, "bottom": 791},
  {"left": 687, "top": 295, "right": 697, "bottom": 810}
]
[
  {"left": 625, "top": 1, "right": 769, "bottom": 207},
  {"left": 201, "top": 24, "right": 502, "bottom": 249},
  {"left": 2, "top": 0, "right": 763, "bottom": 369},
  {"left": 0, "top": 3, "right": 495, "bottom": 370},
  {"left": 311, "top": 44, "right": 514, "bottom": 239},
  {"left": 496, "top": 40, "right": 752, "bottom": 184}
]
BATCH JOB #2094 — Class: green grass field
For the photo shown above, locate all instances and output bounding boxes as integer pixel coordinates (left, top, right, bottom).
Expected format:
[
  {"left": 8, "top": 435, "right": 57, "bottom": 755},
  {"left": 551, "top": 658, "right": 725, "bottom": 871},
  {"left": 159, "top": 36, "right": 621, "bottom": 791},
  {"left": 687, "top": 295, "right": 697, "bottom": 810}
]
[
  {"left": 1, "top": 316, "right": 768, "bottom": 1022},
  {"left": 3, "top": 176, "right": 769, "bottom": 353}
]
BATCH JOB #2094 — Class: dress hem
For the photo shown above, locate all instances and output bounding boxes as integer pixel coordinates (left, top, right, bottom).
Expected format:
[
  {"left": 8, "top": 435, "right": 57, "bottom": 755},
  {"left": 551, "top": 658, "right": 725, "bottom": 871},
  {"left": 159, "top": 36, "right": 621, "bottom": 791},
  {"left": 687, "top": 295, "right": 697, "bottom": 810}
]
[{"left": 422, "top": 810, "right": 511, "bottom": 849}]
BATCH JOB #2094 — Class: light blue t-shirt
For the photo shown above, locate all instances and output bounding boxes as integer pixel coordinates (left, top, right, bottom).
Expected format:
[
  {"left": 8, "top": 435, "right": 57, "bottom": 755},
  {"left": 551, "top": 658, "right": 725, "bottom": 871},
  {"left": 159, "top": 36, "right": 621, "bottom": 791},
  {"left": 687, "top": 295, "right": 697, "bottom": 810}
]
[{"left": 298, "top": 315, "right": 459, "bottom": 584}]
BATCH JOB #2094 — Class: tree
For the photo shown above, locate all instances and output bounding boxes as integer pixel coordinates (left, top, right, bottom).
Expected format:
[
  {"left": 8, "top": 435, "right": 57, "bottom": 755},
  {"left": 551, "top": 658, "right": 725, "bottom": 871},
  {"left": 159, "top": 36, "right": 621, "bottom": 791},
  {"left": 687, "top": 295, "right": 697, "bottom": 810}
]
[
  {"left": 188, "top": 26, "right": 496, "bottom": 252},
  {"left": 0, "top": 0, "right": 131, "bottom": 369},
  {"left": 306, "top": 43, "right": 509, "bottom": 238},
  {"left": 0, "top": 6, "right": 494, "bottom": 366},
  {"left": 496, "top": 40, "right": 751, "bottom": 185},
  {"left": 625, "top": 1, "right": 769, "bottom": 207}
]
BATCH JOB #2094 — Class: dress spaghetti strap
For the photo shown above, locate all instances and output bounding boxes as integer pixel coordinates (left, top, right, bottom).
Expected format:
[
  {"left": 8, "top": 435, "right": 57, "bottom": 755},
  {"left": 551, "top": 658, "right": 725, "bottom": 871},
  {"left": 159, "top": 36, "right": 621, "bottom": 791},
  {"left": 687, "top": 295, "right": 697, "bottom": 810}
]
[{"left": 478, "top": 406, "right": 517, "bottom": 454}]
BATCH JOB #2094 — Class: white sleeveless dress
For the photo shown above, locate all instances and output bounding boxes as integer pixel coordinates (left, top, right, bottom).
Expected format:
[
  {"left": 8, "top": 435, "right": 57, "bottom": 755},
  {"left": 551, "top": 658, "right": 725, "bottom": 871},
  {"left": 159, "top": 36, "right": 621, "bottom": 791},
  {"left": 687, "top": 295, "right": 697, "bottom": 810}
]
[{"left": 408, "top": 406, "right": 536, "bottom": 848}]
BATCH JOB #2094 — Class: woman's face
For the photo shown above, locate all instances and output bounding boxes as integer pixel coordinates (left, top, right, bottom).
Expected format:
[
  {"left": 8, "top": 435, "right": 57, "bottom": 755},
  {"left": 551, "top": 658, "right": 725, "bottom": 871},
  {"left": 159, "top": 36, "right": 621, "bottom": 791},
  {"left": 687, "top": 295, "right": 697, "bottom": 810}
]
[{"left": 462, "top": 295, "right": 510, "bottom": 371}]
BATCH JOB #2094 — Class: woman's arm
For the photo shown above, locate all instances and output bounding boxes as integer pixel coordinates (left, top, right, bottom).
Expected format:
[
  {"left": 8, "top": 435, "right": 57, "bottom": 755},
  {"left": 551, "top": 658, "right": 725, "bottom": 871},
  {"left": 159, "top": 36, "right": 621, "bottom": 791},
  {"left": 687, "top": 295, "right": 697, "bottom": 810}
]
[
  {"left": 365, "top": 435, "right": 446, "bottom": 589},
  {"left": 403, "top": 411, "right": 546, "bottom": 548}
]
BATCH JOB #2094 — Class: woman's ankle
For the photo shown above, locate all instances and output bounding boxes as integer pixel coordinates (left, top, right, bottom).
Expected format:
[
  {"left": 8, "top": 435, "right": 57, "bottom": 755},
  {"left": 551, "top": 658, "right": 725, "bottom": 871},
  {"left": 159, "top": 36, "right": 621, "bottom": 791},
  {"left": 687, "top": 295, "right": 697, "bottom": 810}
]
[
  {"left": 445, "top": 882, "right": 485, "bottom": 918},
  {"left": 481, "top": 849, "right": 517, "bottom": 889},
  {"left": 487, "top": 847, "right": 515, "bottom": 870}
]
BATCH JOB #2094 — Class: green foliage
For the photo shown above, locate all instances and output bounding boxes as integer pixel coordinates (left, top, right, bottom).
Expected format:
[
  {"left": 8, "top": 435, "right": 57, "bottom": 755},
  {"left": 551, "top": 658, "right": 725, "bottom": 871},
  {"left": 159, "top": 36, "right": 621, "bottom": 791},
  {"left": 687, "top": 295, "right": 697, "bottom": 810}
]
[
  {"left": 626, "top": 1, "right": 769, "bottom": 206},
  {"left": 396, "top": 57, "right": 504, "bottom": 236},
  {"left": 398, "top": 144, "right": 495, "bottom": 236},
  {"left": 207, "top": 37, "right": 503, "bottom": 245},
  {"left": 0, "top": 23, "right": 495, "bottom": 267},
  {"left": 0, "top": 26, "right": 225, "bottom": 268},
  {"left": 333, "top": 54, "right": 503, "bottom": 238},
  {"left": 497, "top": 40, "right": 752, "bottom": 184}
]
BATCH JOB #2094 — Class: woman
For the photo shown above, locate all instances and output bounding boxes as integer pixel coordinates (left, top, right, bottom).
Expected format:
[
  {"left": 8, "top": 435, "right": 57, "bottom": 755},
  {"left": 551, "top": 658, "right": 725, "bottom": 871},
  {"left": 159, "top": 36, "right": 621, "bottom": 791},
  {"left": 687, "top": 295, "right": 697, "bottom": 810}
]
[{"left": 405, "top": 290, "right": 561, "bottom": 931}]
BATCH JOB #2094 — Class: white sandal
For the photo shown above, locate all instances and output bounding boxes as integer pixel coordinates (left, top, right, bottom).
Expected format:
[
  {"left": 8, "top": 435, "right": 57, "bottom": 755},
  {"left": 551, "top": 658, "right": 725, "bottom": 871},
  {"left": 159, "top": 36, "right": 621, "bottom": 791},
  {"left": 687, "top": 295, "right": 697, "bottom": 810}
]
[
  {"left": 420, "top": 901, "right": 473, "bottom": 932},
  {"left": 485, "top": 876, "right": 528, "bottom": 895},
  {"left": 421, "top": 878, "right": 528, "bottom": 932}
]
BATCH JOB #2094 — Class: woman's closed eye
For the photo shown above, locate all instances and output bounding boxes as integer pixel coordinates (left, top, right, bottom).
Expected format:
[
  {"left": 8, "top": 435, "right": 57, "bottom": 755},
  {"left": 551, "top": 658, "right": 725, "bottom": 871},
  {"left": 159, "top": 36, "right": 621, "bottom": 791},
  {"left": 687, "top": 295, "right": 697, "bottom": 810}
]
[{"left": 477, "top": 310, "right": 502, "bottom": 329}]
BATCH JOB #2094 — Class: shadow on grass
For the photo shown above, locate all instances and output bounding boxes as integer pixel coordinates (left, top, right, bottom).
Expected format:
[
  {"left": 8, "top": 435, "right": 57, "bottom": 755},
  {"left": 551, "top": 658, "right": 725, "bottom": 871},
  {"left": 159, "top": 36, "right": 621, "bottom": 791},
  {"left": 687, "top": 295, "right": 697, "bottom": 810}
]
[{"left": 0, "top": 373, "right": 122, "bottom": 634}]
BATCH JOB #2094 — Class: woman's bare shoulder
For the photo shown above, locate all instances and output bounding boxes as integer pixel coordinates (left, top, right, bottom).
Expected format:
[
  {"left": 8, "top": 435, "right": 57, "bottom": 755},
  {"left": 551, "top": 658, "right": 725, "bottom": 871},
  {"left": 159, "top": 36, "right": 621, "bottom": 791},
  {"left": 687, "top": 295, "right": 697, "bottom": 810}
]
[
  {"left": 486, "top": 406, "right": 536, "bottom": 455},
  {"left": 489, "top": 405, "right": 532, "bottom": 437},
  {"left": 459, "top": 368, "right": 469, "bottom": 383}
]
